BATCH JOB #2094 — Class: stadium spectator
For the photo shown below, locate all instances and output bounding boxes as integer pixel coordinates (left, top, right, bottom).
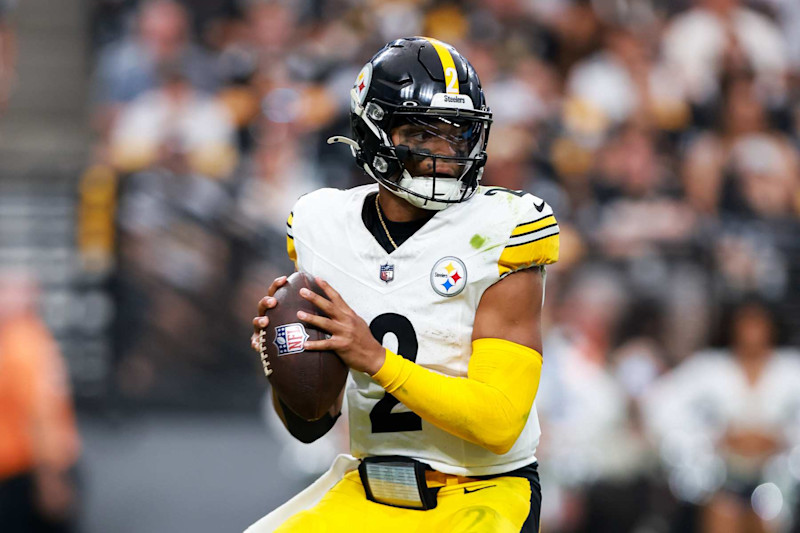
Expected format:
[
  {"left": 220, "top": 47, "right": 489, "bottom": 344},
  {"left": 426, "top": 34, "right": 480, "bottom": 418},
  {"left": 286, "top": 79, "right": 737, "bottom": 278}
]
[
  {"left": 683, "top": 70, "right": 798, "bottom": 217},
  {"left": 0, "top": 271, "right": 81, "bottom": 532},
  {"left": 0, "top": 0, "right": 16, "bottom": 112},
  {"left": 234, "top": 119, "right": 323, "bottom": 236},
  {"left": 247, "top": 0, "right": 297, "bottom": 73},
  {"left": 661, "top": 0, "right": 788, "bottom": 107},
  {"left": 109, "top": 62, "right": 237, "bottom": 179},
  {"left": 537, "top": 268, "right": 636, "bottom": 530},
  {"left": 644, "top": 298, "right": 800, "bottom": 532},
  {"left": 92, "top": 0, "right": 220, "bottom": 132}
]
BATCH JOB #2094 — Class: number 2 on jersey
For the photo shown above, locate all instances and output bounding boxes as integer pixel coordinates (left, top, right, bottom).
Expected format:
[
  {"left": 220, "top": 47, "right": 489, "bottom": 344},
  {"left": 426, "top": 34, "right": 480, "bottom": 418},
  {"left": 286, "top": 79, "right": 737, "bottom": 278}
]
[{"left": 368, "top": 313, "right": 422, "bottom": 433}]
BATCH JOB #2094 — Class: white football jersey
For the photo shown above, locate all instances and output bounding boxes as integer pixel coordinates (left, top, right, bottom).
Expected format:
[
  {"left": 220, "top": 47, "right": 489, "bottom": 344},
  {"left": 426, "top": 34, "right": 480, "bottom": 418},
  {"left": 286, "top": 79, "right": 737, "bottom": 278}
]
[{"left": 286, "top": 184, "right": 559, "bottom": 476}]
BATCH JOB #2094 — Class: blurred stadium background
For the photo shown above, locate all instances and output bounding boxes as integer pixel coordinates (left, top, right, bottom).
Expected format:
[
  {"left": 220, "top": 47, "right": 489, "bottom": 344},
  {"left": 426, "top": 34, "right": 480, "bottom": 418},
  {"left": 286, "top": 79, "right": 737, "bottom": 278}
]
[{"left": 1, "top": 0, "right": 799, "bottom": 531}]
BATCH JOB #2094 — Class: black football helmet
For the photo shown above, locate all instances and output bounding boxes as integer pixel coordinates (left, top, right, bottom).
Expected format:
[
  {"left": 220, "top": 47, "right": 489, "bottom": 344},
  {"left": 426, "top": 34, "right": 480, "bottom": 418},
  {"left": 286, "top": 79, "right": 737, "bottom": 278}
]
[{"left": 328, "top": 37, "right": 492, "bottom": 210}]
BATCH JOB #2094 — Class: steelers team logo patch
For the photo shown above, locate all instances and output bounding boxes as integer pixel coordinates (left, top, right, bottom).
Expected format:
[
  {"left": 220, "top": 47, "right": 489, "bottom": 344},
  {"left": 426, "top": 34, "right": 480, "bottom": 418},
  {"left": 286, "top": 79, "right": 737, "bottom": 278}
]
[
  {"left": 430, "top": 257, "right": 467, "bottom": 297},
  {"left": 354, "top": 63, "right": 373, "bottom": 106}
]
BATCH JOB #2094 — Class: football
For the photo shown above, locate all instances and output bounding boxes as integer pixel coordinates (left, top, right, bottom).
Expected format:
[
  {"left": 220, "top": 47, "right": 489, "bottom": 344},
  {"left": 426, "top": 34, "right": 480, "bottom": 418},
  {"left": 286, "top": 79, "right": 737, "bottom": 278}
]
[{"left": 259, "top": 272, "right": 348, "bottom": 420}]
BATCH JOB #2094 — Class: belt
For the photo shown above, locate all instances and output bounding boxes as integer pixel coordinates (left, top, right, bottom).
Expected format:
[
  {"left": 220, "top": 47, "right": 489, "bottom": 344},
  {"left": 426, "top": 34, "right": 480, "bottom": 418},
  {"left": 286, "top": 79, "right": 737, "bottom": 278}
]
[{"left": 424, "top": 469, "right": 478, "bottom": 487}]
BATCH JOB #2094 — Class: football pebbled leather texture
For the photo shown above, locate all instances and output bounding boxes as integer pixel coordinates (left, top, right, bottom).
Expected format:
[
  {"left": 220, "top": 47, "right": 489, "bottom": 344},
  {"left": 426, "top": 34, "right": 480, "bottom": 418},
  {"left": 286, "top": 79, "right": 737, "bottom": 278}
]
[{"left": 259, "top": 272, "right": 348, "bottom": 420}]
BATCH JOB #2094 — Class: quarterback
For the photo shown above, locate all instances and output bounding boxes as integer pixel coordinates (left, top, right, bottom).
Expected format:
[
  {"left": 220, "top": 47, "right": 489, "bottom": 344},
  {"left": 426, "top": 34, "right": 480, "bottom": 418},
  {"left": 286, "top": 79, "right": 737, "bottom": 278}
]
[{"left": 248, "top": 37, "right": 558, "bottom": 532}]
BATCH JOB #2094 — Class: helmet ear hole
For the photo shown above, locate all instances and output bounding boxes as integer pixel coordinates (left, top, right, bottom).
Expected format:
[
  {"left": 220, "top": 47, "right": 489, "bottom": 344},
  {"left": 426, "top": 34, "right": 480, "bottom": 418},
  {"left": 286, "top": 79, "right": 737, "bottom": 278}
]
[
  {"left": 366, "top": 103, "right": 385, "bottom": 122},
  {"left": 373, "top": 156, "right": 389, "bottom": 174}
]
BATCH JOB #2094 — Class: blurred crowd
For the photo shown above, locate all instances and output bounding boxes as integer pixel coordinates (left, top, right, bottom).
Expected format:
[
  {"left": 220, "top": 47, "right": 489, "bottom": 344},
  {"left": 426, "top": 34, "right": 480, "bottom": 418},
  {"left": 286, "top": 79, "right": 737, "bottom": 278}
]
[
  {"left": 68, "top": 0, "right": 800, "bottom": 531},
  {"left": 0, "top": 0, "right": 16, "bottom": 112}
]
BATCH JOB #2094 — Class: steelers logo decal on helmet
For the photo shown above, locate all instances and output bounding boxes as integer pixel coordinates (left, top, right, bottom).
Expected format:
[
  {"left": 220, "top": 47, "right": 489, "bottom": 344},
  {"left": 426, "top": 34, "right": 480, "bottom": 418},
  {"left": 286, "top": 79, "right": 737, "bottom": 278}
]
[
  {"left": 430, "top": 257, "right": 467, "bottom": 297},
  {"left": 354, "top": 63, "right": 372, "bottom": 107}
]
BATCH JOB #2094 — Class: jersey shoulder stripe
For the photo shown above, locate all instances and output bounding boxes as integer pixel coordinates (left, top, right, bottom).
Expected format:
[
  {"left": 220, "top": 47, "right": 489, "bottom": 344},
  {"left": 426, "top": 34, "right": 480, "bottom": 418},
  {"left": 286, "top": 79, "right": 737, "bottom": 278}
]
[
  {"left": 506, "top": 228, "right": 559, "bottom": 248},
  {"left": 492, "top": 192, "right": 559, "bottom": 276},
  {"left": 510, "top": 215, "right": 557, "bottom": 239},
  {"left": 286, "top": 211, "right": 297, "bottom": 266},
  {"left": 498, "top": 234, "right": 558, "bottom": 275},
  {"left": 507, "top": 222, "right": 559, "bottom": 248}
]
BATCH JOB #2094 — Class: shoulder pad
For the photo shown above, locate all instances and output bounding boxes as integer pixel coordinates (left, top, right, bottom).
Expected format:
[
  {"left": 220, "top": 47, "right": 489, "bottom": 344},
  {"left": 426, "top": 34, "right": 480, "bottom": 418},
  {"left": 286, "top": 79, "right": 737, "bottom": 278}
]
[{"left": 480, "top": 187, "right": 559, "bottom": 276}]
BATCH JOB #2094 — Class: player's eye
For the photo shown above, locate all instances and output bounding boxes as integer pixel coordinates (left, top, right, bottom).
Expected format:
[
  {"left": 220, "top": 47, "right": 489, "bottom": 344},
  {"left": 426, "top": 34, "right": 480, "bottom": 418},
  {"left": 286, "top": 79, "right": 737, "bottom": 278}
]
[{"left": 406, "top": 129, "right": 433, "bottom": 142}]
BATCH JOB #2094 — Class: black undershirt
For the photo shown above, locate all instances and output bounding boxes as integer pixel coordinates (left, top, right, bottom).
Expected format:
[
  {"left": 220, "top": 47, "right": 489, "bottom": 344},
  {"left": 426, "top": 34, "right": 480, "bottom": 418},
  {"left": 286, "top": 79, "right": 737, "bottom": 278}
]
[{"left": 361, "top": 192, "right": 433, "bottom": 254}]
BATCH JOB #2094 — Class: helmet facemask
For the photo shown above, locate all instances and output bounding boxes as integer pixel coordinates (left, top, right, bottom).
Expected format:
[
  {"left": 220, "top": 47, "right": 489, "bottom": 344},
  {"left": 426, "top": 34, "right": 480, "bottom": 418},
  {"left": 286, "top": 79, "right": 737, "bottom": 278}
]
[{"left": 349, "top": 96, "right": 492, "bottom": 211}]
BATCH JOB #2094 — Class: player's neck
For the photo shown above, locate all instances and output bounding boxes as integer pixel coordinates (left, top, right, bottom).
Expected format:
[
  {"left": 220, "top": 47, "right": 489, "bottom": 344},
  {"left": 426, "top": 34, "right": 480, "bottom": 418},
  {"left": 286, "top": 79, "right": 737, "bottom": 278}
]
[{"left": 377, "top": 186, "right": 433, "bottom": 223}]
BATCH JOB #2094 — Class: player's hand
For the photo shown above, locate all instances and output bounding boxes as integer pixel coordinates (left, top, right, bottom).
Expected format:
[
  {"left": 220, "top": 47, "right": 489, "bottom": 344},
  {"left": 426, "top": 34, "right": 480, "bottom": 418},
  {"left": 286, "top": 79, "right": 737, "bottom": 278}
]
[
  {"left": 250, "top": 276, "right": 289, "bottom": 353},
  {"left": 298, "top": 277, "right": 386, "bottom": 375}
]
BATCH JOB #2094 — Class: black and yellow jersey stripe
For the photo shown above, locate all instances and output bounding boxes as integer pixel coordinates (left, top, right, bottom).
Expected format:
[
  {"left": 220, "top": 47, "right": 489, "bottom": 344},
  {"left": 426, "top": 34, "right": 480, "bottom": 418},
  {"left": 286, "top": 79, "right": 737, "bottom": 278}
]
[
  {"left": 498, "top": 211, "right": 559, "bottom": 276},
  {"left": 286, "top": 211, "right": 297, "bottom": 266}
]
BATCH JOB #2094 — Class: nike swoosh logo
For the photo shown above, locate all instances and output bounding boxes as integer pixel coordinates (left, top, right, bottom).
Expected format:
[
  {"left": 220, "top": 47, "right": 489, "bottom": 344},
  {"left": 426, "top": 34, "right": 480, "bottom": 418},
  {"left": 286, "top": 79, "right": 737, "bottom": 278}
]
[
  {"left": 463, "top": 484, "right": 497, "bottom": 494},
  {"left": 533, "top": 200, "right": 546, "bottom": 212}
]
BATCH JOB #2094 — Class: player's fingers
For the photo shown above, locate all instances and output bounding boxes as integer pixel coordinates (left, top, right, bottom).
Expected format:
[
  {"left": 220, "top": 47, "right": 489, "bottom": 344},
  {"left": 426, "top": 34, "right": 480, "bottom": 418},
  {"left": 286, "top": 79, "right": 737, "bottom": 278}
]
[
  {"left": 257, "top": 296, "right": 278, "bottom": 316},
  {"left": 266, "top": 276, "right": 288, "bottom": 297},
  {"left": 299, "top": 287, "right": 335, "bottom": 316},
  {"left": 250, "top": 334, "right": 260, "bottom": 352},
  {"left": 315, "top": 277, "right": 347, "bottom": 307},
  {"left": 297, "top": 311, "right": 337, "bottom": 333},
  {"left": 303, "top": 338, "right": 341, "bottom": 352},
  {"left": 252, "top": 315, "right": 269, "bottom": 334}
]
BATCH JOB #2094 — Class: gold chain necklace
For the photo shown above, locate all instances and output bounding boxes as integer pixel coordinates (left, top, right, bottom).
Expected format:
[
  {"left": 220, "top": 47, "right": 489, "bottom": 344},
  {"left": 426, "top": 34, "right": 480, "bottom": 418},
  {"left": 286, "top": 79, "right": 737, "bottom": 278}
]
[{"left": 375, "top": 194, "right": 398, "bottom": 250}]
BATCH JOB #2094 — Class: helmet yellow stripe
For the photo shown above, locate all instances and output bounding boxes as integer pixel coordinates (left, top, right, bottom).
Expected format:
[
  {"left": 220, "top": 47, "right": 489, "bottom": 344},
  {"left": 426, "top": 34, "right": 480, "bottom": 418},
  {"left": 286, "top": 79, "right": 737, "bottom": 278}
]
[{"left": 422, "top": 37, "right": 459, "bottom": 94}]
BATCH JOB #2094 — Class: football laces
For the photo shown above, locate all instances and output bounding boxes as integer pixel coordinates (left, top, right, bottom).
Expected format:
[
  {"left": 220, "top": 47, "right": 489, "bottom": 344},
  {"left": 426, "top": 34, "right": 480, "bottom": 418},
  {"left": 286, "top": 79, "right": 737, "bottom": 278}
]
[{"left": 258, "top": 329, "right": 272, "bottom": 377}]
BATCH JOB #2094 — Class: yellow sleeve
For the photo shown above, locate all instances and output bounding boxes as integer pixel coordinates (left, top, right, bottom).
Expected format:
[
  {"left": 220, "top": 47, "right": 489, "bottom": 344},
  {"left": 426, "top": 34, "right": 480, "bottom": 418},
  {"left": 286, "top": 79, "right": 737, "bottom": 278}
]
[
  {"left": 286, "top": 211, "right": 297, "bottom": 267},
  {"left": 371, "top": 338, "right": 543, "bottom": 455},
  {"left": 498, "top": 209, "right": 559, "bottom": 276}
]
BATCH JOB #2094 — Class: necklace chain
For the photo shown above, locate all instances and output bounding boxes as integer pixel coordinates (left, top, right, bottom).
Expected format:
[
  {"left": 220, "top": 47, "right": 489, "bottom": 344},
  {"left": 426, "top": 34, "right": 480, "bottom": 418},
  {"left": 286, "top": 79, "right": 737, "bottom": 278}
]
[{"left": 375, "top": 194, "right": 398, "bottom": 250}]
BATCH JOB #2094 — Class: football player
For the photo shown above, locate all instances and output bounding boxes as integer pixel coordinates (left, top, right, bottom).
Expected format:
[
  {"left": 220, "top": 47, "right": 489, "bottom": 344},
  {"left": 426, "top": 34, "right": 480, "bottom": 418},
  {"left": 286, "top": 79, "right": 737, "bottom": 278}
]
[{"left": 248, "top": 37, "right": 558, "bottom": 532}]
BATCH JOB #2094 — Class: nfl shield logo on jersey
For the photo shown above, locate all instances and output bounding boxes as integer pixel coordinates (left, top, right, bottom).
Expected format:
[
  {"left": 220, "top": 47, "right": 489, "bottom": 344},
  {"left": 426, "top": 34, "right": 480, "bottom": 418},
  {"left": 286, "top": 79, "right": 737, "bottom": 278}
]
[
  {"left": 379, "top": 263, "right": 395, "bottom": 283},
  {"left": 273, "top": 323, "right": 309, "bottom": 355}
]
